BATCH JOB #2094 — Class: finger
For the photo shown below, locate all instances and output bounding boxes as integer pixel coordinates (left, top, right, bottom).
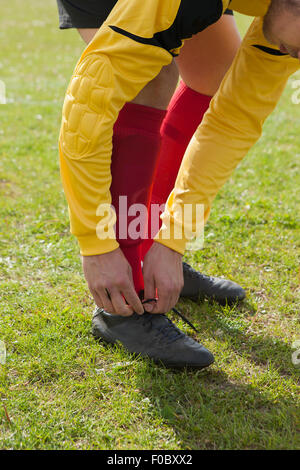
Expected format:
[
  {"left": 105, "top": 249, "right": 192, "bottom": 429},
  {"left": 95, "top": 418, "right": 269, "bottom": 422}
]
[
  {"left": 98, "top": 288, "right": 115, "bottom": 314},
  {"left": 109, "top": 288, "right": 134, "bottom": 317},
  {"left": 122, "top": 285, "right": 144, "bottom": 315},
  {"left": 150, "top": 282, "right": 168, "bottom": 314},
  {"left": 91, "top": 288, "right": 110, "bottom": 311},
  {"left": 142, "top": 272, "right": 156, "bottom": 312},
  {"left": 154, "top": 281, "right": 179, "bottom": 314},
  {"left": 91, "top": 289, "right": 104, "bottom": 309},
  {"left": 125, "top": 268, "right": 145, "bottom": 315},
  {"left": 92, "top": 287, "right": 115, "bottom": 314}
]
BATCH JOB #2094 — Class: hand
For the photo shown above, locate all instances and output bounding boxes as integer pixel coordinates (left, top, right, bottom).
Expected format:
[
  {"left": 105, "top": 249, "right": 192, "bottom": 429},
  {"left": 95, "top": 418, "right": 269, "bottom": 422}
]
[
  {"left": 142, "top": 242, "right": 184, "bottom": 314},
  {"left": 82, "top": 248, "right": 144, "bottom": 316}
]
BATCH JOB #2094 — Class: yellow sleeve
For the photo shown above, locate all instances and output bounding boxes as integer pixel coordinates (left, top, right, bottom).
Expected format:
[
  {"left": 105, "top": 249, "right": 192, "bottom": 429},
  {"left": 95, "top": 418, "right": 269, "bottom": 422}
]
[
  {"left": 59, "top": 0, "right": 181, "bottom": 256},
  {"left": 229, "top": 0, "right": 270, "bottom": 17},
  {"left": 155, "top": 16, "right": 299, "bottom": 254}
]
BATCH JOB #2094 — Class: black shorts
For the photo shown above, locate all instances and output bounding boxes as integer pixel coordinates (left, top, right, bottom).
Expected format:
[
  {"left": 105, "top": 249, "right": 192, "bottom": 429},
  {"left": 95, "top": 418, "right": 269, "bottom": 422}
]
[{"left": 56, "top": 0, "right": 233, "bottom": 30}]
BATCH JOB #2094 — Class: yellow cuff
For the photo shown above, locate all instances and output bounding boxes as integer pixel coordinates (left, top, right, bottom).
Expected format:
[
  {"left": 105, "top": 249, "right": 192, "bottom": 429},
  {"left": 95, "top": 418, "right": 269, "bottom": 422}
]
[
  {"left": 77, "top": 234, "right": 119, "bottom": 256},
  {"left": 154, "top": 220, "right": 187, "bottom": 255}
]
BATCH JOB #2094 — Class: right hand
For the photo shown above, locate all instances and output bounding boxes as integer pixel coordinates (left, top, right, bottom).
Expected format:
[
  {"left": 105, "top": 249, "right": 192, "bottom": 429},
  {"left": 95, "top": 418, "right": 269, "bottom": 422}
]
[{"left": 82, "top": 248, "right": 144, "bottom": 316}]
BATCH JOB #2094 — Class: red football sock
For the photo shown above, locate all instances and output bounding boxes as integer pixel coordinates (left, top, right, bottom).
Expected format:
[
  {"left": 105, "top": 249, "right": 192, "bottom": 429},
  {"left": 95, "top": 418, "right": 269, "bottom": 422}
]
[
  {"left": 141, "top": 82, "right": 212, "bottom": 258},
  {"left": 110, "top": 102, "right": 166, "bottom": 295}
]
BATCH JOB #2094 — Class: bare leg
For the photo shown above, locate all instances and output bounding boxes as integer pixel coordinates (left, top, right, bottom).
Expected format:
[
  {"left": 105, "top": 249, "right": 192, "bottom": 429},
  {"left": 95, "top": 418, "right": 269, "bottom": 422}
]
[
  {"left": 176, "top": 14, "right": 241, "bottom": 95},
  {"left": 77, "top": 28, "right": 179, "bottom": 110}
]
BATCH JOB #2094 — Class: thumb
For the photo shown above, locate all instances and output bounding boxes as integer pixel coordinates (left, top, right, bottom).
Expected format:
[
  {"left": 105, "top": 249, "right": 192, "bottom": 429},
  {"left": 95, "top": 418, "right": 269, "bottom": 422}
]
[{"left": 143, "top": 274, "right": 156, "bottom": 312}]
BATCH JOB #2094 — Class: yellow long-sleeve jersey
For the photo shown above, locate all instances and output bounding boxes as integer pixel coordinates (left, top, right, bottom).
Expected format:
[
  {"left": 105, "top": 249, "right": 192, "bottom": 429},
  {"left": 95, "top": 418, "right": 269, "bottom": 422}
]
[{"left": 59, "top": 0, "right": 299, "bottom": 256}]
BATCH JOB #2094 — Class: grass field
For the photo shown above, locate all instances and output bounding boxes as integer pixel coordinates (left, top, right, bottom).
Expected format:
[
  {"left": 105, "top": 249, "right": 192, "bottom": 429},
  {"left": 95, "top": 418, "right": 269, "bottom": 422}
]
[{"left": 0, "top": 0, "right": 299, "bottom": 450}]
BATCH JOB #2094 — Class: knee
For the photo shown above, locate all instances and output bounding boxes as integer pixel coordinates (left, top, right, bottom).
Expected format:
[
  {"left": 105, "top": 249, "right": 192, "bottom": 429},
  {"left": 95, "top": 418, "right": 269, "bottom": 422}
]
[
  {"left": 176, "top": 15, "right": 241, "bottom": 96},
  {"left": 77, "top": 28, "right": 99, "bottom": 44},
  {"left": 132, "top": 60, "right": 179, "bottom": 110}
]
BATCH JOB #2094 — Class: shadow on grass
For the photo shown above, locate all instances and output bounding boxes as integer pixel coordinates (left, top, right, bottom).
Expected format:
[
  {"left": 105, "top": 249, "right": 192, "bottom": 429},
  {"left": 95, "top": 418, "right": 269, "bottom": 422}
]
[
  {"left": 174, "top": 298, "right": 299, "bottom": 379},
  {"left": 131, "top": 360, "right": 298, "bottom": 450}
]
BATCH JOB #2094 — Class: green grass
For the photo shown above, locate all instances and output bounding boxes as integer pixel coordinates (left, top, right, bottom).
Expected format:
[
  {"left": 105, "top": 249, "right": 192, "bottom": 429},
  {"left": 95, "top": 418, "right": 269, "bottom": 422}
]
[{"left": 0, "top": 2, "right": 299, "bottom": 450}]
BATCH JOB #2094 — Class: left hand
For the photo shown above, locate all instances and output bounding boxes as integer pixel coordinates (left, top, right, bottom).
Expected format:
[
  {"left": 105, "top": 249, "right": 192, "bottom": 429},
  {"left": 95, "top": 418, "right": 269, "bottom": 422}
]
[{"left": 142, "top": 241, "right": 184, "bottom": 313}]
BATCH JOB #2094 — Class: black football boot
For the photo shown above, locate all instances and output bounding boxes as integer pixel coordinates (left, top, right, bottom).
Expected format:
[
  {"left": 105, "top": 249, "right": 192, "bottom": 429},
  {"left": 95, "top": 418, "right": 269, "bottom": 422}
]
[
  {"left": 180, "top": 262, "right": 246, "bottom": 305},
  {"left": 92, "top": 307, "right": 214, "bottom": 370}
]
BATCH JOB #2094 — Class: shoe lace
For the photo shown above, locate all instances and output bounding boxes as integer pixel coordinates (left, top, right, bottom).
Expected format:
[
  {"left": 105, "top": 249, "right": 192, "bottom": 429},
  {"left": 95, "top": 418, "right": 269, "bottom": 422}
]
[
  {"left": 140, "top": 298, "right": 199, "bottom": 343},
  {"left": 171, "top": 306, "right": 199, "bottom": 333}
]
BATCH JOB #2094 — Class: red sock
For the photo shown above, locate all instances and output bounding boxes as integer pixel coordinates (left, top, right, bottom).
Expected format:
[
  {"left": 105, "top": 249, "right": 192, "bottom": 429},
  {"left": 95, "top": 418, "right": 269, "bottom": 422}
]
[
  {"left": 141, "top": 82, "right": 212, "bottom": 258},
  {"left": 110, "top": 102, "right": 166, "bottom": 295}
]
